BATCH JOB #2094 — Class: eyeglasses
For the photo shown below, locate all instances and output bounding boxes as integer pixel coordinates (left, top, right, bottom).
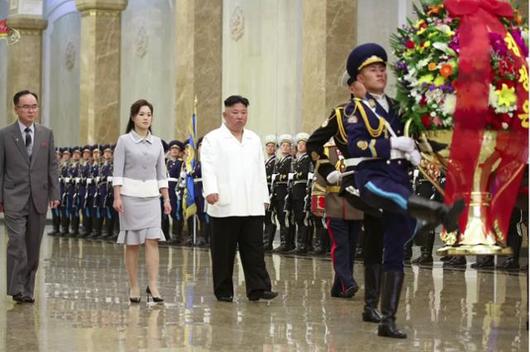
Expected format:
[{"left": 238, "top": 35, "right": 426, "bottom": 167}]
[{"left": 17, "top": 105, "right": 39, "bottom": 111}]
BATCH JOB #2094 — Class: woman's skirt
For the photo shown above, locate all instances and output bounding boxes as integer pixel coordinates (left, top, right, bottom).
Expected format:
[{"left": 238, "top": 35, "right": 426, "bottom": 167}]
[{"left": 116, "top": 195, "right": 166, "bottom": 245}]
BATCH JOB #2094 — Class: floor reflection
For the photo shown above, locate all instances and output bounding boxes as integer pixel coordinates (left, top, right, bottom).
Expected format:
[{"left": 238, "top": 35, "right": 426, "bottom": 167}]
[{"left": 0, "top": 227, "right": 527, "bottom": 351}]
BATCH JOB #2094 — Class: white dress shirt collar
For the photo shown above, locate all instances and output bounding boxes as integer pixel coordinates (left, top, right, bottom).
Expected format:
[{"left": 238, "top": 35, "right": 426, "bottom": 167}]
[
  {"left": 129, "top": 129, "right": 153, "bottom": 144},
  {"left": 220, "top": 123, "right": 252, "bottom": 142},
  {"left": 18, "top": 120, "right": 35, "bottom": 136}
]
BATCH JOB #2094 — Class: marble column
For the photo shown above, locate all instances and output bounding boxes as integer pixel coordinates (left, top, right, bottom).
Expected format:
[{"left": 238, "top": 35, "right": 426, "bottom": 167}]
[
  {"left": 75, "top": 0, "right": 127, "bottom": 144},
  {"left": 301, "top": 0, "right": 357, "bottom": 132},
  {"left": 5, "top": 15, "right": 47, "bottom": 124},
  {"left": 175, "top": 0, "right": 222, "bottom": 140}
]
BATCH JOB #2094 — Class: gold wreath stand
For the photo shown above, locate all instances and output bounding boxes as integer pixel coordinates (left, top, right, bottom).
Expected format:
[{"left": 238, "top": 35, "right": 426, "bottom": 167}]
[{"left": 411, "top": 127, "right": 513, "bottom": 257}]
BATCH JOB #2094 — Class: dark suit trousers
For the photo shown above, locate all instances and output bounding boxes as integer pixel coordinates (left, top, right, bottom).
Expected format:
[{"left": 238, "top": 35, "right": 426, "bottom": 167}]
[
  {"left": 5, "top": 200, "right": 46, "bottom": 297},
  {"left": 210, "top": 216, "right": 272, "bottom": 298}
]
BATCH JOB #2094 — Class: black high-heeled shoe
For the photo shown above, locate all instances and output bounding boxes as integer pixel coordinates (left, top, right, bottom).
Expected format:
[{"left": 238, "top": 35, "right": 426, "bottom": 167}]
[
  {"left": 146, "top": 286, "right": 164, "bottom": 303},
  {"left": 129, "top": 289, "right": 141, "bottom": 303}
]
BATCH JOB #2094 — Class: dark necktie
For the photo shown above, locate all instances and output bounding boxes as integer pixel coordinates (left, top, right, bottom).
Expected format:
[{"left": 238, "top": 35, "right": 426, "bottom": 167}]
[{"left": 24, "top": 127, "right": 32, "bottom": 156}]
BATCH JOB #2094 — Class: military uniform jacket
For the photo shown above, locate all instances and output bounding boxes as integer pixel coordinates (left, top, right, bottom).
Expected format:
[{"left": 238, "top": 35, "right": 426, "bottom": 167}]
[
  {"left": 272, "top": 154, "right": 293, "bottom": 200},
  {"left": 345, "top": 94, "right": 410, "bottom": 189},
  {"left": 292, "top": 153, "right": 313, "bottom": 200},
  {"left": 265, "top": 155, "right": 276, "bottom": 194}
]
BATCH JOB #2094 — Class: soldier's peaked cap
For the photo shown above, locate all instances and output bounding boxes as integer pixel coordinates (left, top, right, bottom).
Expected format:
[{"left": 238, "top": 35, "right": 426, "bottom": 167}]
[{"left": 346, "top": 43, "right": 387, "bottom": 84}]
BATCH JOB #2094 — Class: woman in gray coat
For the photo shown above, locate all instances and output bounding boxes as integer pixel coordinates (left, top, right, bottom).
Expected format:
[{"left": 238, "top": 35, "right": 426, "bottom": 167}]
[{"left": 113, "top": 99, "right": 171, "bottom": 303}]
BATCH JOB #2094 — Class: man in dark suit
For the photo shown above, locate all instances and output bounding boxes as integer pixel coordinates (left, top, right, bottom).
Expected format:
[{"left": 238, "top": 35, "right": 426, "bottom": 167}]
[{"left": 0, "top": 90, "right": 60, "bottom": 303}]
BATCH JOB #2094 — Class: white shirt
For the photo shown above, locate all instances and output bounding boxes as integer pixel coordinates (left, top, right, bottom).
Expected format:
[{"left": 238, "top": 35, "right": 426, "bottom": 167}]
[
  {"left": 371, "top": 93, "right": 389, "bottom": 113},
  {"left": 201, "top": 123, "right": 269, "bottom": 217}
]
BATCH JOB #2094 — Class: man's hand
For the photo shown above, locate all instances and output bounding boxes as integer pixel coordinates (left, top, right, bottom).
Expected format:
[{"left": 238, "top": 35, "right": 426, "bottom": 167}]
[
  {"left": 350, "top": 81, "right": 367, "bottom": 98},
  {"left": 206, "top": 193, "right": 219, "bottom": 205},
  {"left": 326, "top": 170, "right": 342, "bottom": 184},
  {"left": 49, "top": 200, "right": 60, "bottom": 209},
  {"left": 390, "top": 136, "right": 416, "bottom": 153},
  {"left": 406, "top": 150, "right": 422, "bottom": 166}
]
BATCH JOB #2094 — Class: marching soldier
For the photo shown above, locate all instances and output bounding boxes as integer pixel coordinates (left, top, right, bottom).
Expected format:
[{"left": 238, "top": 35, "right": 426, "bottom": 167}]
[
  {"left": 167, "top": 140, "right": 185, "bottom": 244},
  {"left": 339, "top": 43, "right": 464, "bottom": 338},
  {"left": 290, "top": 132, "right": 313, "bottom": 254},
  {"left": 263, "top": 135, "right": 277, "bottom": 251},
  {"left": 272, "top": 134, "right": 294, "bottom": 252}
]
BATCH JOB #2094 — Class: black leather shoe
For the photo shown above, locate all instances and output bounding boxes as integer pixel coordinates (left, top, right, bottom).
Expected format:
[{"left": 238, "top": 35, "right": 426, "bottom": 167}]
[
  {"left": 22, "top": 296, "right": 35, "bottom": 303},
  {"left": 471, "top": 256, "right": 495, "bottom": 269},
  {"left": 217, "top": 296, "right": 233, "bottom": 302},
  {"left": 363, "top": 308, "right": 383, "bottom": 323},
  {"left": 331, "top": 285, "right": 359, "bottom": 298},
  {"left": 248, "top": 291, "right": 278, "bottom": 301},
  {"left": 12, "top": 293, "right": 24, "bottom": 303},
  {"left": 411, "top": 254, "right": 434, "bottom": 265}
]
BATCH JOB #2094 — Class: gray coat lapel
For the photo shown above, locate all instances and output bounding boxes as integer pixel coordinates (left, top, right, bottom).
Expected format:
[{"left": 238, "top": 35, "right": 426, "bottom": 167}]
[
  {"left": 31, "top": 124, "right": 43, "bottom": 168},
  {"left": 10, "top": 122, "right": 30, "bottom": 164}
]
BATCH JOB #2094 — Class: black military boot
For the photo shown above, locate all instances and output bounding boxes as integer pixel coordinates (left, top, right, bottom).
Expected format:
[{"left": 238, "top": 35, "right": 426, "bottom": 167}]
[
  {"left": 445, "top": 255, "right": 466, "bottom": 267},
  {"left": 471, "top": 255, "right": 495, "bottom": 269},
  {"left": 290, "top": 225, "right": 308, "bottom": 255},
  {"left": 273, "top": 225, "right": 290, "bottom": 253},
  {"left": 407, "top": 195, "right": 465, "bottom": 233},
  {"left": 59, "top": 216, "right": 70, "bottom": 236},
  {"left": 90, "top": 217, "right": 103, "bottom": 239},
  {"left": 498, "top": 210, "right": 524, "bottom": 270},
  {"left": 404, "top": 241, "right": 413, "bottom": 264},
  {"left": 172, "top": 220, "right": 184, "bottom": 245},
  {"left": 378, "top": 271, "right": 407, "bottom": 339},
  {"left": 49, "top": 213, "right": 61, "bottom": 236},
  {"left": 263, "top": 223, "right": 276, "bottom": 251},
  {"left": 362, "top": 264, "right": 383, "bottom": 323},
  {"left": 412, "top": 230, "right": 434, "bottom": 264},
  {"left": 79, "top": 214, "right": 92, "bottom": 237},
  {"left": 69, "top": 216, "right": 80, "bottom": 236}
]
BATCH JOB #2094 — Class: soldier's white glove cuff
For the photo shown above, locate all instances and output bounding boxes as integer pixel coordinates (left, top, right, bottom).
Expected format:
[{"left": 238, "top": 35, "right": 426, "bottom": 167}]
[
  {"left": 390, "top": 136, "right": 415, "bottom": 153},
  {"left": 406, "top": 150, "right": 421, "bottom": 166},
  {"left": 326, "top": 170, "right": 341, "bottom": 184}
]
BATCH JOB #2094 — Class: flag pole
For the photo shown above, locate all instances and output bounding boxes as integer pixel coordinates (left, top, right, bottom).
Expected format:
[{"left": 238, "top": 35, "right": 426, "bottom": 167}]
[{"left": 193, "top": 96, "right": 198, "bottom": 246}]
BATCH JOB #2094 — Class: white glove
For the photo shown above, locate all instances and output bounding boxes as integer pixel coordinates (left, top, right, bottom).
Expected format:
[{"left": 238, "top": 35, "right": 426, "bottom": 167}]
[
  {"left": 406, "top": 149, "right": 421, "bottom": 166},
  {"left": 326, "top": 170, "right": 341, "bottom": 184},
  {"left": 390, "top": 136, "right": 416, "bottom": 153}
]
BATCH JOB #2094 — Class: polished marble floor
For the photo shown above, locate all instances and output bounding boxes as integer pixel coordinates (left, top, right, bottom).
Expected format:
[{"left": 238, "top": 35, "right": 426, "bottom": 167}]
[{"left": 0, "top": 226, "right": 528, "bottom": 352}]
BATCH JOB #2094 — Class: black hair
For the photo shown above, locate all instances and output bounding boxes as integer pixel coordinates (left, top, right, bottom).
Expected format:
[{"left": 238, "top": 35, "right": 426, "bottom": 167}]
[
  {"left": 13, "top": 90, "right": 39, "bottom": 105},
  {"left": 126, "top": 99, "right": 154, "bottom": 133},
  {"left": 224, "top": 95, "right": 249, "bottom": 107}
]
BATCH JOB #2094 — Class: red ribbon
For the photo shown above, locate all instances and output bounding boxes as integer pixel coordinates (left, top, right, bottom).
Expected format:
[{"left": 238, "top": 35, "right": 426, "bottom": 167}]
[{"left": 443, "top": 0, "right": 527, "bottom": 242}]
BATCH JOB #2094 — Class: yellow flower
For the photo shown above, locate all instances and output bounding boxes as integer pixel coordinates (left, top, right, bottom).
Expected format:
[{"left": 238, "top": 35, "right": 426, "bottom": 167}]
[
  {"left": 418, "top": 74, "right": 434, "bottom": 84},
  {"left": 428, "top": 62, "right": 437, "bottom": 71},
  {"left": 414, "top": 19, "right": 425, "bottom": 29},
  {"left": 495, "top": 84, "right": 517, "bottom": 108},
  {"left": 434, "top": 75, "right": 445, "bottom": 86},
  {"left": 423, "top": 41, "right": 431, "bottom": 48}
]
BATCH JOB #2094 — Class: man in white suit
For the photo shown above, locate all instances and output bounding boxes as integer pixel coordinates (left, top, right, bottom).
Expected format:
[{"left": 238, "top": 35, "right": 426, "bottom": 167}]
[
  {"left": 0, "top": 90, "right": 60, "bottom": 303},
  {"left": 201, "top": 95, "right": 278, "bottom": 302}
]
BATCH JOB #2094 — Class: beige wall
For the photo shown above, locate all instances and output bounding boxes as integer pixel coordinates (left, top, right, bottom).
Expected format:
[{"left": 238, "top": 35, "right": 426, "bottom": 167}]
[
  {"left": 48, "top": 12, "right": 81, "bottom": 146},
  {"left": 222, "top": 0, "right": 303, "bottom": 139},
  {"left": 120, "top": 0, "right": 177, "bottom": 142}
]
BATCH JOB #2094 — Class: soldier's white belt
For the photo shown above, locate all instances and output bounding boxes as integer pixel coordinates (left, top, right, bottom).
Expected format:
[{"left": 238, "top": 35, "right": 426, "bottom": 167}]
[
  {"left": 168, "top": 178, "right": 179, "bottom": 182},
  {"left": 343, "top": 157, "right": 377, "bottom": 167},
  {"left": 193, "top": 178, "right": 202, "bottom": 183},
  {"left": 294, "top": 180, "right": 307, "bottom": 185}
]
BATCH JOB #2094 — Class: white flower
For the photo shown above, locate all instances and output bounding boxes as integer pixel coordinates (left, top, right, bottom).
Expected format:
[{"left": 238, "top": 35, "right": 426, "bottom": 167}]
[
  {"left": 442, "top": 93, "right": 457, "bottom": 115},
  {"left": 501, "top": 122, "right": 509, "bottom": 129},
  {"left": 432, "top": 42, "right": 456, "bottom": 56},
  {"left": 425, "top": 88, "right": 444, "bottom": 104},
  {"left": 417, "top": 57, "right": 431, "bottom": 69}
]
